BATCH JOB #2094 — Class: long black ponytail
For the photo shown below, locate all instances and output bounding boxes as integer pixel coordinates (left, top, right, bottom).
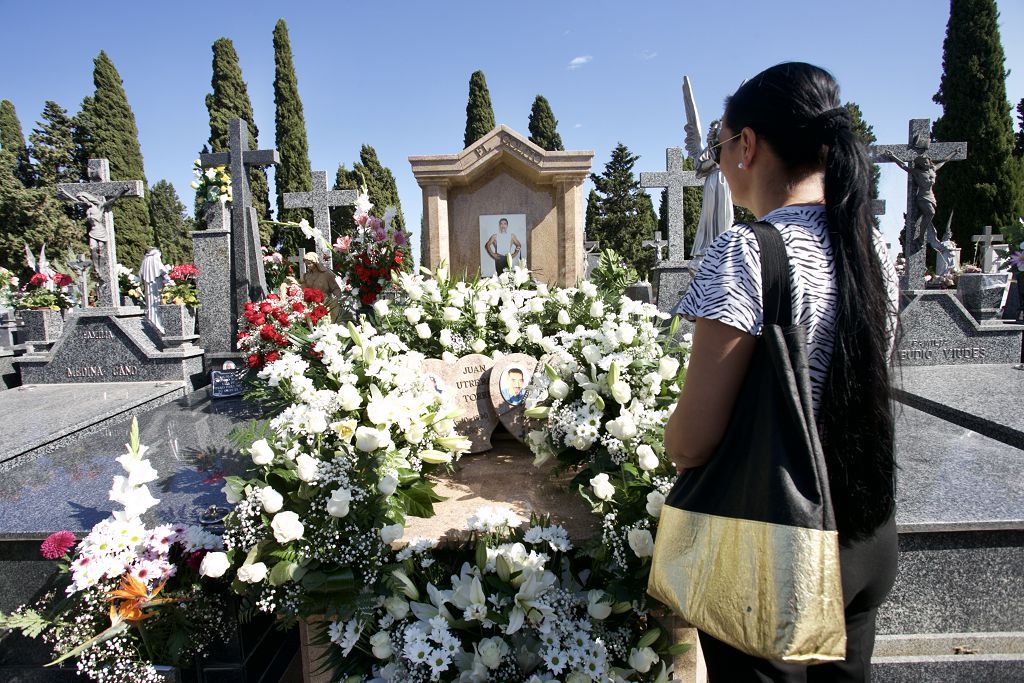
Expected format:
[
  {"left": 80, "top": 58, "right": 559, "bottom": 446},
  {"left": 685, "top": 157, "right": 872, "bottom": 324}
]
[{"left": 725, "top": 63, "right": 896, "bottom": 541}]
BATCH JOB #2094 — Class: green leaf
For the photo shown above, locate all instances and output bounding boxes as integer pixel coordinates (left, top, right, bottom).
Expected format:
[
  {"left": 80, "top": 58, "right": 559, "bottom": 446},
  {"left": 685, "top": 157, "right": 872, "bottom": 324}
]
[
  {"left": 637, "top": 626, "right": 662, "bottom": 649},
  {"left": 667, "top": 642, "right": 692, "bottom": 655},
  {"left": 475, "top": 540, "right": 488, "bottom": 573},
  {"left": 395, "top": 479, "right": 445, "bottom": 519},
  {"left": 269, "top": 561, "right": 299, "bottom": 586}
]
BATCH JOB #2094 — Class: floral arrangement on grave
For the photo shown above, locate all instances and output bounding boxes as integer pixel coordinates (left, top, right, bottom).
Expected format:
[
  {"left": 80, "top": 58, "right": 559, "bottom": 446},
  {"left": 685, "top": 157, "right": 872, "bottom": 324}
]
[
  {"left": 262, "top": 244, "right": 296, "bottom": 291},
  {"left": 331, "top": 190, "right": 410, "bottom": 307},
  {"left": 0, "top": 419, "right": 231, "bottom": 683},
  {"left": 217, "top": 316, "right": 472, "bottom": 629},
  {"left": 190, "top": 160, "right": 231, "bottom": 207},
  {"left": 11, "top": 272, "right": 75, "bottom": 310},
  {"left": 159, "top": 264, "right": 201, "bottom": 307},
  {"left": 236, "top": 284, "right": 332, "bottom": 369},
  {"left": 116, "top": 263, "right": 144, "bottom": 306},
  {"left": 0, "top": 266, "right": 19, "bottom": 307},
  {"left": 327, "top": 506, "right": 686, "bottom": 682}
]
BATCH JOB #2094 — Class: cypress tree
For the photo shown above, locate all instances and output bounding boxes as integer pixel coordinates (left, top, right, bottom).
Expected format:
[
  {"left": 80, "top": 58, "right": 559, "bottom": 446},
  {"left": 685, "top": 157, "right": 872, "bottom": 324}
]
[
  {"left": 464, "top": 70, "right": 496, "bottom": 148},
  {"left": 272, "top": 19, "right": 313, "bottom": 254},
  {"left": 149, "top": 180, "right": 193, "bottom": 264},
  {"left": 29, "top": 101, "right": 79, "bottom": 187},
  {"left": 844, "top": 101, "right": 882, "bottom": 228},
  {"left": 71, "top": 96, "right": 96, "bottom": 181},
  {"left": 352, "top": 144, "right": 406, "bottom": 233},
  {"left": 1015, "top": 97, "right": 1024, "bottom": 157},
  {"left": 588, "top": 143, "right": 659, "bottom": 276},
  {"left": 0, "top": 100, "right": 33, "bottom": 186},
  {"left": 932, "top": 0, "right": 1024, "bottom": 258},
  {"left": 584, "top": 188, "right": 600, "bottom": 242},
  {"left": 205, "top": 37, "right": 271, "bottom": 224},
  {"left": 0, "top": 149, "right": 82, "bottom": 271},
  {"left": 330, "top": 163, "right": 359, "bottom": 237},
  {"left": 78, "top": 51, "right": 152, "bottom": 267},
  {"left": 528, "top": 95, "right": 564, "bottom": 151}
]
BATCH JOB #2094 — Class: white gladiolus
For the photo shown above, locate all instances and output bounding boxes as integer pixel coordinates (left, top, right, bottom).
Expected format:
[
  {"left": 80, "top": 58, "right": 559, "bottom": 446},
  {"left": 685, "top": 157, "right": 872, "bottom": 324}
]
[
  {"left": 627, "top": 528, "right": 655, "bottom": 558},
  {"left": 659, "top": 355, "right": 680, "bottom": 380},
  {"left": 587, "top": 589, "right": 612, "bottom": 620},
  {"left": 557, "top": 309, "right": 571, "bottom": 325},
  {"left": 326, "top": 488, "right": 352, "bottom": 518},
  {"left": 378, "top": 473, "right": 399, "bottom": 496},
  {"left": 405, "top": 422, "right": 425, "bottom": 444},
  {"left": 590, "top": 473, "right": 615, "bottom": 501},
  {"left": 380, "top": 523, "right": 404, "bottom": 544},
  {"left": 199, "top": 551, "right": 230, "bottom": 578},
  {"left": 637, "top": 444, "right": 659, "bottom": 472},
  {"left": 628, "top": 646, "right": 659, "bottom": 673},
  {"left": 369, "top": 631, "right": 393, "bottom": 659},
  {"left": 295, "top": 453, "right": 319, "bottom": 482},
  {"left": 610, "top": 380, "right": 632, "bottom": 404},
  {"left": 404, "top": 307, "right": 423, "bottom": 324},
  {"left": 271, "top": 511, "right": 305, "bottom": 543},
  {"left": 646, "top": 490, "right": 666, "bottom": 518},
  {"left": 249, "top": 439, "right": 275, "bottom": 465},
  {"left": 442, "top": 306, "right": 461, "bottom": 322},
  {"left": 236, "top": 562, "right": 268, "bottom": 583},
  {"left": 419, "top": 449, "right": 453, "bottom": 464},
  {"left": 258, "top": 486, "right": 284, "bottom": 513},
  {"left": 582, "top": 345, "right": 603, "bottom": 365},
  {"left": 415, "top": 322, "right": 431, "bottom": 339},
  {"left": 547, "top": 379, "right": 570, "bottom": 400},
  {"left": 372, "top": 300, "right": 390, "bottom": 317}
]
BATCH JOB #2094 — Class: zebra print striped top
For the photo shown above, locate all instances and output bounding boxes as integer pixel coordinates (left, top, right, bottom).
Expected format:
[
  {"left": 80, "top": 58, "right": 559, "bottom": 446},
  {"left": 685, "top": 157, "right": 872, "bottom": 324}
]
[{"left": 675, "top": 204, "right": 899, "bottom": 410}]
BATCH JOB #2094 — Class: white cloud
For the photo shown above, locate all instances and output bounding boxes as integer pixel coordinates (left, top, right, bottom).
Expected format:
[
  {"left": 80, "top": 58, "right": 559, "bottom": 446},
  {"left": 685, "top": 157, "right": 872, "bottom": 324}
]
[
  {"left": 568, "top": 55, "right": 592, "bottom": 70},
  {"left": 574, "top": 123, "right": 583, "bottom": 129},
  {"left": 640, "top": 50, "right": 658, "bottom": 60}
]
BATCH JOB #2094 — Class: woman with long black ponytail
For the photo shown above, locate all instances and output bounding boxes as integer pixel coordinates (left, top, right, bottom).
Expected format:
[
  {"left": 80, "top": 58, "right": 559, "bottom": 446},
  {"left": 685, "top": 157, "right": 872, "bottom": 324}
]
[{"left": 664, "top": 62, "right": 900, "bottom": 681}]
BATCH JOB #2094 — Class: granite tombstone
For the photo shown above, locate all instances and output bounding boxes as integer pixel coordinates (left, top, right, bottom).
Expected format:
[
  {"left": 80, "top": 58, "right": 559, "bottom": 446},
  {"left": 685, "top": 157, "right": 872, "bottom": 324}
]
[{"left": 421, "top": 355, "right": 498, "bottom": 453}]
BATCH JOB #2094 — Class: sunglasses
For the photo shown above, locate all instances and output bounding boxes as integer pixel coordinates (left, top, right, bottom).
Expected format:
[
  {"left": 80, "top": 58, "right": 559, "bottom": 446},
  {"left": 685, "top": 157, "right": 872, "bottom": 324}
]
[{"left": 709, "top": 131, "right": 741, "bottom": 164}]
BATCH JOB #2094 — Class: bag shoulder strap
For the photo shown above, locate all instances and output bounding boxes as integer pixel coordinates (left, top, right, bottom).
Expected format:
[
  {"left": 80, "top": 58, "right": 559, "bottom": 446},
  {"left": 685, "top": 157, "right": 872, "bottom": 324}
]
[{"left": 749, "top": 221, "right": 793, "bottom": 328}]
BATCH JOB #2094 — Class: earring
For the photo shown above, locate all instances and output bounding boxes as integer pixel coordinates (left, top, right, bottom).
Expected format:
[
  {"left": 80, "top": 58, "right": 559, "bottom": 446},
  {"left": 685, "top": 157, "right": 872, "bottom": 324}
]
[{"left": 737, "top": 162, "right": 744, "bottom": 169}]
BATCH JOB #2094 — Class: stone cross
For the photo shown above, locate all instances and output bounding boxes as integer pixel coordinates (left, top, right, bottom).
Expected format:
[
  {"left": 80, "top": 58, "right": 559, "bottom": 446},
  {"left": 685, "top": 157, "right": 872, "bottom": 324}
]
[
  {"left": 870, "top": 119, "right": 967, "bottom": 289},
  {"left": 872, "top": 199, "right": 886, "bottom": 218},
  {"left": 971, "top": 226, "right": 1005, "bottom": 272},
  {"left": 643, "top": 237, "right": 669, "bottom": 263},
  {"left": 199, "top": 119, "right": 280, "bottom": 346},
  {"left": 286, "top": 249, "right": 308, "bottom": 279},
  {"left": 57, "top": 159, "right": 144, "bottom": 308},
  {"left": 283, "top": 170, "right": 357, "bottom": 269},
  {"left": 639, "top": 148, "right": 701, "bottom": 265}
]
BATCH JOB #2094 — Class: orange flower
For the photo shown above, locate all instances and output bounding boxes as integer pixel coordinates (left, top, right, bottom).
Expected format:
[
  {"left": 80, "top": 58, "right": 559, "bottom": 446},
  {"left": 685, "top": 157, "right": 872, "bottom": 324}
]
[{"left": 106, "top": 573, "right": 174, "bottom": 624}]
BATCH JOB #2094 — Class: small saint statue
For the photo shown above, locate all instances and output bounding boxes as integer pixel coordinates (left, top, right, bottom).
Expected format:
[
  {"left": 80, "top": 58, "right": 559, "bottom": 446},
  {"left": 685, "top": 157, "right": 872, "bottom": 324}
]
[
  {"left": 299, "top": 252, "right": 343, "bottom": 318},
  {"left": 138, "top": 248, "right": 170, "bottom": 333}
]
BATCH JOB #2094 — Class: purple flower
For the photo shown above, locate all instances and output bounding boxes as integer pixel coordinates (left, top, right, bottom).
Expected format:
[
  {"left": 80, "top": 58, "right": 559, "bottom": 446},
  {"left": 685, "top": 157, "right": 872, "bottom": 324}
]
[
  {"left": 1010, "top": 251, "right": 1024, "bottom": 272},
  {"left": 394, "top": 231, "right": 407, "bottom": 246}
]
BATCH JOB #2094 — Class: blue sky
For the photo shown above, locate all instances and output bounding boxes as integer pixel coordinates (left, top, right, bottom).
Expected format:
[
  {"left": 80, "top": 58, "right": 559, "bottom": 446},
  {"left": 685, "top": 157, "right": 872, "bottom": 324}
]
[{"left": 2, "top": 0, "right": 1022, "bottom": 263}]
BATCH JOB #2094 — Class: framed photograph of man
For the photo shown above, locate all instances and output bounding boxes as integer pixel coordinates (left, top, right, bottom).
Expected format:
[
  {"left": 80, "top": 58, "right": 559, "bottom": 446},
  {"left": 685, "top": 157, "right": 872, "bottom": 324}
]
[
  {"left": 479, "top": 214, "right": 526, "bottom": 277},
  {"left": 497, "top": 364, "right": 529, "bottom": 406}
]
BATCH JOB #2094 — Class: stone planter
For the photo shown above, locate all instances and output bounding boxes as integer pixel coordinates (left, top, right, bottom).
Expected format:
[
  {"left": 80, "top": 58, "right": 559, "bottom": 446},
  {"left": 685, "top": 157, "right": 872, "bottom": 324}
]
[
  {"left": 15, "top": 308, "right": 64, "bottom": 348},
  {"left": 956, "top": 272, "right": 1012, "bottom": 323},
  {"left": 154, "top": 665, "right": 181, "bottom": 682},
  {"left": 158, "top": 303, "right": 199, "bottom": 349}
]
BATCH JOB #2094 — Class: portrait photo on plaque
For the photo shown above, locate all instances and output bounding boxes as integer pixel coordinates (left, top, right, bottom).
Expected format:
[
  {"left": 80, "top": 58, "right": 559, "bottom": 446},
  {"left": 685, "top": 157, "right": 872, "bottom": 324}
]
[
  {"left": 479, "top": 214, "right": 526, "bottom": 277},
  {"left": 497, "top": 364, "right": 529, "bottom": 406}
]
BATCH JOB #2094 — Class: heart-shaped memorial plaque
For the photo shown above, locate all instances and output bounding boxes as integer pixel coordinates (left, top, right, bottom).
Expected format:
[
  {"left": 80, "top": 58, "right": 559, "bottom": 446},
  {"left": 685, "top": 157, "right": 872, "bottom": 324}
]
[
  {"left": 488, "top": 353, "right": 540, "bottom": 442},
  {"left": 421, "top": 354, "right": 497, "bottom": 453}
]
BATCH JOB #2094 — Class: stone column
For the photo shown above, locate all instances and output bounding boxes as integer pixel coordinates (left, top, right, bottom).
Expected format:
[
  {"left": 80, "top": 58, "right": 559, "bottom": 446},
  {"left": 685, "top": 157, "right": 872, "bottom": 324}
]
[
  {"left": 554, "top": 176, "right": 585, "bottom": 286},
  {"left": 192, "top": 203, "right": 234, "bottom": 361},
  {"left": 420, "top": 181, "right": 450, "bottom": 271}
]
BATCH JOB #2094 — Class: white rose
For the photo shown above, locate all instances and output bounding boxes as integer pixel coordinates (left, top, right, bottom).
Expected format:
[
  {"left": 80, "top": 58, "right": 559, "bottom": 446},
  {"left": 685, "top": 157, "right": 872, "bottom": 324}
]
[
  {"left": 628, "top": 646, "right": 659, "bottom": 673},
  {"left": 380, "top": 523, "right": 404, "bottom": 544},
  {"left": 590, "top": 472, "right": 615, "bottom": 501},
  {"left": 404, "top": 306, "right": 423, "bottom": 324},
  {"left": 337, "top": 384, "right": 362, "bottom": 412},
  {"left": 587, "top": 589, "right": 612, "bottom": 620},
  {"left": 478, "top": 636, "right": 508, "bottom": 669},
  {"left": 384, "top": 595, "right": 410, "bottom": 619},
  {"left": 407, "top": 284, "right": 424, "bottom": 301},
  {"left": 658, "top": 356, "right": 680, "bottom": 380},
  {"left": 258, "top": 486, "right": 284, "bottom": 514},
  {"left": 439, "top": 328, "right": 454, "bottom": 347},
  {"left": 355, "top": 426, "right": 386, "bottom": 452},
  {"left": 589, "top": 301, "right": 605, "bottom": 318},
  {"left": 378, "top": 473, "right": 399, "bottom": 496},
  {"left": 367, "top": 397, "right": 395, "bottom": 426},
  {"left": 570, "top": 434, "right": 590, "bottom": 450},
  {"left": 306, "top": 410, "right": 328, "bottom": 434},
  {"left": 236, "top": 561, "right": 268, "bottom": 583},
  {"left": 475, "top": 313, "right": 487, "bottom": 328},
  {"left": 606, "top": 412, "right": 638, "bottom": 441},
  {"left": 373, "top": 300, "right": 390, "bottom": 317},
  {"left": 627, "top": 528, "right": 655, "bottom": 558},
  {"left": 249, "top": 439, "right": 275, "bottom": 466},
  {"left": 557, "top": 309, "right": 571, "bottom": 325},
  {"left": 271, "top": 511, "right": 305, "bottom": 543},
  {"left": 617, "top": 323, "right": 637, "bottom": 345},
  {"left": 582, "top": 389, "right": 599, "bottom": 405},
  {"left": 326, "top": 488, "right": 351, "bottom": 518},
  {"left": 548, "top": 379, "right": 570, "bottom": 400},
  {"left": 199, "top": 551, "right": 230, "bottom": 578},
  {"left": 646, "top": 491, "right": 666, "bottom": 518},
  {"left": 610, "top": 380, "right": 632, "bottom": 404},
  {"left": 471, "top": 338, "right": 486, "bottom": 353},
  {"left": 525, "top": 324, "right": 543, "bottom": 344},
  {"left": 504, "top": 330, "right": 521, "bottom": 345},
  {"left": 295, "top": 453, "right": 319, "bottom": 482},
  {"left": 370, "top": 631, "right": 393, "bottom": 659},
  {"left": 415, "top": 322, "right": 431, "bottom": 339},
  {"left": 582, "top": 345, "right": 603, "bottom": 365},
  {"left": 442, "top": 306, "right": 461, "bottom": 322},
  {"left": 636, "top": 444, "right": 659, "bottom": 472}
]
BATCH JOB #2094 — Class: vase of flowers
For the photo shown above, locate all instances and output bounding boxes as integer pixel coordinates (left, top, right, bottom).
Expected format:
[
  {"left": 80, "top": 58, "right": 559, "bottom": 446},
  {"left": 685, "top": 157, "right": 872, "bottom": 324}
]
[
  {"left": 13, "top": 273, "right": 75, "bottom": 345},
  {"left": 1006, "top": 243, "right": 1024, "bottom": 323}
]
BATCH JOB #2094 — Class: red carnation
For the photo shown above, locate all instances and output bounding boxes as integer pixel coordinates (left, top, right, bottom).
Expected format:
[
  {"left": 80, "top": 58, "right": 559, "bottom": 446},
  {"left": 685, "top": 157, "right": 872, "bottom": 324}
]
[
  {"left": 303, "top": 288, "right": 325, "bottom": 304},
  {"left": 29, "top": 272, "right": 49, "bottom": 287},
  {"left": 260, "top": 302, "right": 274, "bottom": 314},
  {"left": 40, "top": 530, "right": 76, "bottom": 559},
  {"left": 53, "top": 273, "right": 73, "bottom": 288},
  {"left": 291, "top": 302, "right": 305, "bottom": 313},
  {"left": 185, "top": 550, "right": 207, "bottom": 572},
  {"left": 265, "top": 351, "right": 280, "bottom": 363},
  {"left": 247, "top": 354, "right": 262, "bottom": 368}
]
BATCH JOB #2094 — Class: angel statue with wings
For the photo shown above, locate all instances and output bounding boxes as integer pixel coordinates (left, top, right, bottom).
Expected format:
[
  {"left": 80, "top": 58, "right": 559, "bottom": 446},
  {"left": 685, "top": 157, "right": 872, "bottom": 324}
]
[{"left": 683, "top": 76, "right": 734, "bottom": 275}]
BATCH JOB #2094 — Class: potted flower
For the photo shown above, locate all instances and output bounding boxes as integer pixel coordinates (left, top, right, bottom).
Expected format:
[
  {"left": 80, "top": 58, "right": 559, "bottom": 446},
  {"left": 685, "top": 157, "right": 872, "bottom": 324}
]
[
  {"left": 158, "top": 264, "right": 200, "bottom": 339},
  {"left": 12, "top": 272, "right": 74, "bottom": 345},
  {"left": 116, "top": 263, "right": 144, "bottom": 307},
  {"left": 191, "top": 160, "right": 232, "bottom": 228},
  {"left": 0, "top": 266, "right": 18, "bottom": 309},
  {"left": 957, "top": 262, "right": 1011, "bottom": 323}
]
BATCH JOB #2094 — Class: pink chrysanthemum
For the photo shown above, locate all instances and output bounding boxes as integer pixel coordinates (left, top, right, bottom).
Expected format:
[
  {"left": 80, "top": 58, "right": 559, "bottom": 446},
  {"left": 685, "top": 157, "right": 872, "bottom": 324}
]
[{"left": 40, "top": 531, "right": 76, "bottom": 560}]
